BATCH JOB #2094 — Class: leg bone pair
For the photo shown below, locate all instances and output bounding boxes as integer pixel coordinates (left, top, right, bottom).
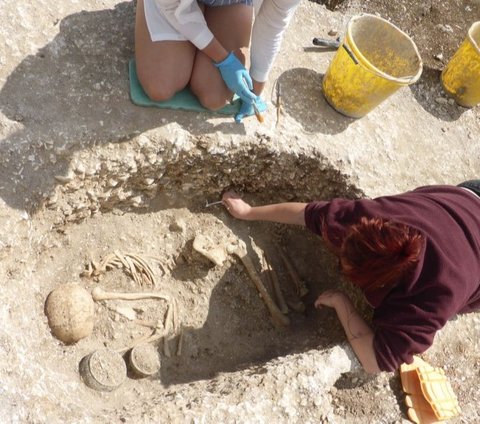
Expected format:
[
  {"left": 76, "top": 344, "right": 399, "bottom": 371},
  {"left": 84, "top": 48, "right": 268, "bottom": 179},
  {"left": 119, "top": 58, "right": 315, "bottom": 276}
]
[
  {"left": 228, "top": 242, "right": 290, "bottom": 327},
  {"left": 263, "top": 250, "right": 289, "bottom": 314}
]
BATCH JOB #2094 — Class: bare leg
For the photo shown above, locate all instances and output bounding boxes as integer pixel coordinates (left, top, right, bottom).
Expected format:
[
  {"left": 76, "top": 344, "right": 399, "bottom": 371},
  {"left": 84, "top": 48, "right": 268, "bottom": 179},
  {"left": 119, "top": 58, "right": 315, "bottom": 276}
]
[
  {"left": 134, "top": 0, "right": 196, "bottom": 101},
  {"left": 190, "top": 4, "right": 253, "bottom": 110}
]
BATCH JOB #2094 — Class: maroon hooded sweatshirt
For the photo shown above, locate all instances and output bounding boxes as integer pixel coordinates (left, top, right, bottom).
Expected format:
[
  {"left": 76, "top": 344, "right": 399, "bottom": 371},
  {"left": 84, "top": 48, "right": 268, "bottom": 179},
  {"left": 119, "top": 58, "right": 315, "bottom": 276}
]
[{"left": 304, "top": 185, "right": 480, "bottom": 371}]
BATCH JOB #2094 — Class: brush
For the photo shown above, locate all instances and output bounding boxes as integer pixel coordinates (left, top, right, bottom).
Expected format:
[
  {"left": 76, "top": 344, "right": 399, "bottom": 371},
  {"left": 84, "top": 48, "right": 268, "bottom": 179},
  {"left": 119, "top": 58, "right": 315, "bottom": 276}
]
[
  {"left": 252, "top": 100, "right": 264, "bottom": 123},
  {"left": 241, "top": 76, "right": 264, "bottom": 123}
]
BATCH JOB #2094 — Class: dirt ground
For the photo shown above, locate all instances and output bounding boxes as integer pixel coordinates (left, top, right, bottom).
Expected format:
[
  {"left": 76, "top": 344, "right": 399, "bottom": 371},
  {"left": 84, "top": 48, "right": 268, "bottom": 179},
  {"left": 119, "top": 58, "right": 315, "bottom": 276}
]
[{"left": 1, "top": 0, "right": 480, "bottom": 422}]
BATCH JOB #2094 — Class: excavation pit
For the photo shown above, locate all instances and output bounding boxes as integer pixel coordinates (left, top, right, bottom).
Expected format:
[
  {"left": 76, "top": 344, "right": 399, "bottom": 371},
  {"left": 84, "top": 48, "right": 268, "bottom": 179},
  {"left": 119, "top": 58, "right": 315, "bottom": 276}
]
[
  {"left": 42, "top": 197, "right": 348, "bottom": 385},
  {"left": 1, "top": 133, "right": 365, "bottom": 421}
]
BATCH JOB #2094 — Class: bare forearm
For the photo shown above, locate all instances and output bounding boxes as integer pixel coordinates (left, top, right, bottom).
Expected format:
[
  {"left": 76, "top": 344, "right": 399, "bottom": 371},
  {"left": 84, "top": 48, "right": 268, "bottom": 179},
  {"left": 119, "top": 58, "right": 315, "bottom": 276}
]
[
  {"left": 333, "top": 296, "right": 381, "bottom": 373},
  {"left": 252, "top": 80, "right": 265, "bottom": 96},
  {"left": 244, "top": 203, "right": 307, "bottom": 226},
  {"left": 202, "top": 38, "right": 229, "bottom": 63},
  {"left": 222, "top": 192, "right": 305, "bottom": 225}
]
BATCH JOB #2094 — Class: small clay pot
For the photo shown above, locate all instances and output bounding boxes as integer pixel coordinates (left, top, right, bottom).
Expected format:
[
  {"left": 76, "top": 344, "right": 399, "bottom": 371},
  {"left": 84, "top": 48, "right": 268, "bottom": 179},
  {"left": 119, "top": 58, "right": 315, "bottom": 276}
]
[
  {"left": 79, "top": 348, "right": 127, "bottom": 391},
  {"left": 128, "top": 343, "right": 161, "bottom": 378}
]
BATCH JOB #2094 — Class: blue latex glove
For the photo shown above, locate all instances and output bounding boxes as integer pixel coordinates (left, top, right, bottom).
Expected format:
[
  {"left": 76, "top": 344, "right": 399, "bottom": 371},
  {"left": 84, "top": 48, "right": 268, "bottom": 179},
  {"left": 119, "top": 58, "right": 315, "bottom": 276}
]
[
  {"left": 214, "top": 52, "right": 256, "bottom": 104},
  {"left": 235, "top": 96, "right": 267, "bottom": 123}
]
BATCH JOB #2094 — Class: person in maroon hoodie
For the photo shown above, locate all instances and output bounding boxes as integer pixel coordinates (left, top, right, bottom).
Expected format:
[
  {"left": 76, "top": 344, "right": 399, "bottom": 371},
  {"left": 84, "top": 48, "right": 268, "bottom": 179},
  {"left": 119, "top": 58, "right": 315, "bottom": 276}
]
[{"left": 222, "top": 180, "right": 480, "bottom": 373}]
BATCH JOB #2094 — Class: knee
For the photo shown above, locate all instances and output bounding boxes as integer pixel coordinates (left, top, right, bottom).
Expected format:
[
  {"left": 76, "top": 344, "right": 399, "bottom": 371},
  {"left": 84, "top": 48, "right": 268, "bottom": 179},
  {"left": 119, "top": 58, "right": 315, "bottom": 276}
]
[
  {"left": 141, "top": 79, "right": 177, "bottom": 102},
  {"left": 193, "top": 88, "right": 228, "bottom": 111},
  {"left": 199, "top": 93, "right": 228, "bottom": 111},
  {"left": 138, "top": 72, "right": 179, "bottom": 102}
]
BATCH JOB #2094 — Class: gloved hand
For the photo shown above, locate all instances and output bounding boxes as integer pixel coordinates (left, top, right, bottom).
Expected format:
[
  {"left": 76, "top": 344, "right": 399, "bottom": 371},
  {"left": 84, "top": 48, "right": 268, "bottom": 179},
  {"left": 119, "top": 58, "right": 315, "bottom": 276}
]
[
  {"left": 214, "top": 52, "right": 256, "bottom": 104},
  {"left": 235, "top": 96, "right": 267, "bottom": 123}
]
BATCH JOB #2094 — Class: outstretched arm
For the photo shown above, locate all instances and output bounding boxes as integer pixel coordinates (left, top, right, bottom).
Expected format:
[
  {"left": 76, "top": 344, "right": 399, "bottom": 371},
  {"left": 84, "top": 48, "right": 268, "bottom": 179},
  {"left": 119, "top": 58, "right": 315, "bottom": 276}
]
[
  {"left": 222, "top": 191, "right": 307, "bottom": 226},
  {"left": 315, "top": 290, "right": 381, "bottom": 373}
]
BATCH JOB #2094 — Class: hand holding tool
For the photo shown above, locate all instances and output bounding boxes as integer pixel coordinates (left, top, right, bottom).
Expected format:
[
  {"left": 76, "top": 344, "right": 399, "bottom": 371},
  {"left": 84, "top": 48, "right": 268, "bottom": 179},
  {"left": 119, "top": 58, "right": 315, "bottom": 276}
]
[
  {"left": 235, "top": 95, "right": 267, "bottom": 123},
  {"left": 214, "top": 52, "right": 256, "bottom": 104}
]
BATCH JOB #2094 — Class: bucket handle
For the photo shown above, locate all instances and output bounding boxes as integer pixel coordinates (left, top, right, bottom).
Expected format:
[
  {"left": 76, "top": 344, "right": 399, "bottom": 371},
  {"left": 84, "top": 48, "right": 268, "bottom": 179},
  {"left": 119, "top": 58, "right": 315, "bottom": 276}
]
[{"left": 342, "top": 44, "right": 359, "bottom": 65}]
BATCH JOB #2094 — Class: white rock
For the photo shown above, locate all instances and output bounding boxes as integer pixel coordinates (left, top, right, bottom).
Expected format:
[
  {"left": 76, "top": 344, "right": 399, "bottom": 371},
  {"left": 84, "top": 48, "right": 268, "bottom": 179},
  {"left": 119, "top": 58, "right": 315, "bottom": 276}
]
[
  {"left": 54, "top": 173, "right": 74, "bottom": 183},
  {"left": 74, "top": 163, "right": 86, "bottom": 174}
]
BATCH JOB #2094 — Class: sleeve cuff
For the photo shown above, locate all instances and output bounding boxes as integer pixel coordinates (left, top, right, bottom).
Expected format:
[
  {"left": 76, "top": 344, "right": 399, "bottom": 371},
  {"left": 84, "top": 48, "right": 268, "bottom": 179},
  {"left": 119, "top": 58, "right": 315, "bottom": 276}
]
[
  {"left": 191, "top": 29, "right": 214, "bottom": 50},
  {"left": 249, "top": 67, "right": 269, "bottom": 84}
]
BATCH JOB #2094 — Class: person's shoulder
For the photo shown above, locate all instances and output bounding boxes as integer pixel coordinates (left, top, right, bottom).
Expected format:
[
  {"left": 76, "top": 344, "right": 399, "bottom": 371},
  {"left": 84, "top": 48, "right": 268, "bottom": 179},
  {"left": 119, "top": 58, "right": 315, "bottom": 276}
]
[
  {"left": 410, "top": 184, "right": 461, "bottom": 194},
  {"left": 368, "top": 185, "right": 464, "bottom": 201}
]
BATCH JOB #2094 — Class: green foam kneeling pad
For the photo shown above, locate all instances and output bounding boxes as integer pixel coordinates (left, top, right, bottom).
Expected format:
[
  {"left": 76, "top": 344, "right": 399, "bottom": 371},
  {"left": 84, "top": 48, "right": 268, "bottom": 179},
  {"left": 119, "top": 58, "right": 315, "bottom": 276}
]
[{"left": 128, "top": 59, "right": 240, "bottom": 115}]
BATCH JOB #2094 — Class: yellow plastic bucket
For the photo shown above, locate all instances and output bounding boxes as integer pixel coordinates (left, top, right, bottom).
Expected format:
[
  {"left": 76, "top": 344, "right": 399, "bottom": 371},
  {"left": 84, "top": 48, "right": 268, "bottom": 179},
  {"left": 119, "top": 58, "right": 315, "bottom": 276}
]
[
  {"left": 322, "top": 14, "right": 423, "bottom": 118},
  {"left": 441, "top": 21, "right": 480, "bottom": 108}
]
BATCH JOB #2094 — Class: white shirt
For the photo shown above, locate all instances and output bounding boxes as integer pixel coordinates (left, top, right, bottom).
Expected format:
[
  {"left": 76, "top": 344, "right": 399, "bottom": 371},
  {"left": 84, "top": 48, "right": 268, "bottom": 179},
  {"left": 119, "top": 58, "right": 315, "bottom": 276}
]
[{"left": 153, "top": 0, "right": 302, "bottom": 82}]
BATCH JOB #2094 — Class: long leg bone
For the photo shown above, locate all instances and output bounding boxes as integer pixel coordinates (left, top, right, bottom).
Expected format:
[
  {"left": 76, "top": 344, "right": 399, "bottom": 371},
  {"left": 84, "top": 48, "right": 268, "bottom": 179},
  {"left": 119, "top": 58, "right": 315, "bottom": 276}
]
[
  {"left": 260, "top": 251, "right": 275, "bottom": 298},
  {"left": 91, "top": 287, "right": 170, "bottom": 302},
  {"left": 163, "top": 298, "right": 181, "bottom": 356},
  {"left": 228, "top": 242, "right": 290, "bottom": 327},
  {"left": 176, "top": 330, "right": 184, "bottom": 357},
  {"left": 276, "top": 246, "right": 309, "bottom": 298},
  {"left": 163, "top": 303, "right": 174, "bottom": 357},
  {"left": 264, "top": 251, "right": 289, "bottom": 314},
  {"left": 275, "top": 246, "right": 306, "bottom": 312}
]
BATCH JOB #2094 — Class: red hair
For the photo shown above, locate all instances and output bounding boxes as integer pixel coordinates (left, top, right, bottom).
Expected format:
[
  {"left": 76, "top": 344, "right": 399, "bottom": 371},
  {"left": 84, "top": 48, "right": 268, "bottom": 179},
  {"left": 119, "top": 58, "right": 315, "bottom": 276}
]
[{"left": 324, "top": 217, "right": 424, "bottom": 293}]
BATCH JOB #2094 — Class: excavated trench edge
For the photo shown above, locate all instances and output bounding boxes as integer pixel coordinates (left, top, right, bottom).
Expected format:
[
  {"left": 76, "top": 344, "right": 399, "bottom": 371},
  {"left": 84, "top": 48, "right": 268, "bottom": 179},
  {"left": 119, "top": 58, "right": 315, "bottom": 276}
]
[
  {"left": 43, "top": 134, "right": 363, "bottom": 225},
  {"left": 13, "top": 133, "right": 364, "bottom": 421}
]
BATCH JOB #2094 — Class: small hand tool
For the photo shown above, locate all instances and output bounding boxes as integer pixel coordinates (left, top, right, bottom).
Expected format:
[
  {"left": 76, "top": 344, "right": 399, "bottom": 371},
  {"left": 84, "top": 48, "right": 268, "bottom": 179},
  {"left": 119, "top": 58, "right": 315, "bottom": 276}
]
[
  {"left": 275, "top": 81, "right": 282, "bottom": 127},
  {"left": 312, "top": 37, "right": 341, "bottom": 49},
  {"left": 312, "top": 37, "right": 358, "bottom": 64},
  {"left": 205, "top": 200, "right": 224, "bottom": 208}
]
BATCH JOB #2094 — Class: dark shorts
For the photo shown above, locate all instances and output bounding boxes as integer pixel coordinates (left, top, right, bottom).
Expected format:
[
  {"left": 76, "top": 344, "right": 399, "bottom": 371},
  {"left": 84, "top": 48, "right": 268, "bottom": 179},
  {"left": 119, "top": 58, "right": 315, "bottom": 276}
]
[
  {"left": 199, "top": 0, "right": 253, "bottom": 6},
  {"left": 457, "top": 179, "right": 480, "bottom": 197}
]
